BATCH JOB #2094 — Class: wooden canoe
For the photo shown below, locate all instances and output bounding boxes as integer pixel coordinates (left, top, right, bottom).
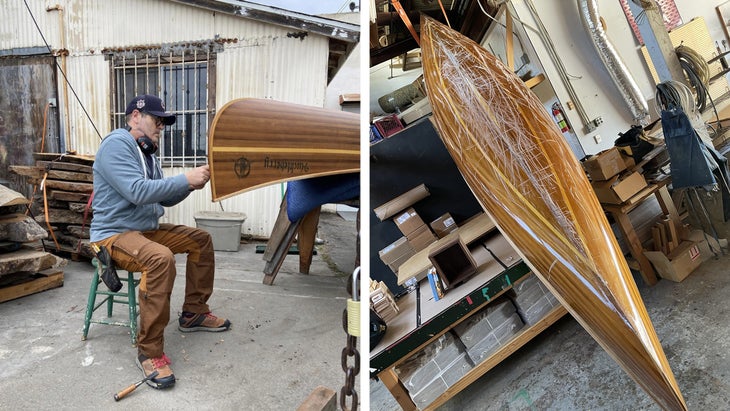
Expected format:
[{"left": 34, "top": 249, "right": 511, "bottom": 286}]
[
  {"left": 208, "top": 99, "right": 359, "bottom": 201},
  {"left": 420, "top": 16, "right": 686, "bottom": 410}
]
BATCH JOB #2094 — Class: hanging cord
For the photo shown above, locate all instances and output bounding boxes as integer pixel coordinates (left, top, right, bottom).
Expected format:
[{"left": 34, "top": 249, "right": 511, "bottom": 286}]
[
  {"left": 674, "top": 44, "right": 721, "bottom": 129},
  {"left": 40, "top": 170, "right": 61, "bottom": 251},
  {"left": 23, "top": 0, "right": 103, "bottom": 140},
  {"left": 675, "top": 44, "right": 710, "bottom": 112},
  {"left": 655, "top": 80, "right": 716, "bottom": 145}
]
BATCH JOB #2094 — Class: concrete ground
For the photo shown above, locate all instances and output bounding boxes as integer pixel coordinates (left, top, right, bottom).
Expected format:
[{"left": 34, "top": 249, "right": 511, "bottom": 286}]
[
  {"left": 0, "top": 210, "right": 359, "bottom": 410},
  {"left": 370, "top": 238, "right": 730, "bottom": 410}
]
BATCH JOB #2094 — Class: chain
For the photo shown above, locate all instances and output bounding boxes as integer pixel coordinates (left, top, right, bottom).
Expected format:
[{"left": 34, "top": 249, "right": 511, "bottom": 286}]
[{"left": 340, "top": 268, "right": 360, "bottom": 411}]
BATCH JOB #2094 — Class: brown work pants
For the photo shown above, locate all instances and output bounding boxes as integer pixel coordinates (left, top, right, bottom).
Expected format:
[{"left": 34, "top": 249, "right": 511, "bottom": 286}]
[{"left": 93, "top": 224, "right": 215, "bottom": 358}]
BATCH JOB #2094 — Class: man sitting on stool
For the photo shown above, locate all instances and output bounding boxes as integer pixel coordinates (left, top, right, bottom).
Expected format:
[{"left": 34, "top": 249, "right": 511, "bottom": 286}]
[{"left": 90, "top": 94, "right": 231, "bottom": 390}]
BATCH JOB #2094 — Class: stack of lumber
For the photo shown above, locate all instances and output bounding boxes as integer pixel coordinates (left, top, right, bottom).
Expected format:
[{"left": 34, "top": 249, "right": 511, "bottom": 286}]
[
  {"left": 650, "top": 216, "right": 688, "bottom": 254},
  {"left": 9, "top": 152, "right": 96, "bottom": 260},
  {"left": 0, "top": 184, "right": 66, "bottom": 303}
]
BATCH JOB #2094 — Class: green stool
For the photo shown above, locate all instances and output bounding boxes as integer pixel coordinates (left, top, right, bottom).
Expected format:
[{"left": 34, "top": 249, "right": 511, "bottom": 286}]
[{"left": 82, "top": 258, "right": 140, "bottom": 345}]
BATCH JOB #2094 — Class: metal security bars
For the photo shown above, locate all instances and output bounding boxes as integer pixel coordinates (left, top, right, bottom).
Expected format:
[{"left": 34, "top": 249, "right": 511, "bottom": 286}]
[{"left": 110, "top": 43, "right": 218, "bottom": 167}]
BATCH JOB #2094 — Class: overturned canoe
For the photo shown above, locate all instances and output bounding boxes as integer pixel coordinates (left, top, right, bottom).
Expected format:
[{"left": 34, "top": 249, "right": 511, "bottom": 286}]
[
  {"left": 421, "top": 16, "right": 686, "bottom": 410},
  {"left": 208, "top": 98, "right": 359, "bottom": 201}
]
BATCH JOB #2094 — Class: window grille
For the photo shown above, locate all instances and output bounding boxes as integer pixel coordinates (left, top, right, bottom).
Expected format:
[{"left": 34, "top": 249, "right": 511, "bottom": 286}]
[{"left": 110, "top": 44, "right": 218, "bottom": 167}]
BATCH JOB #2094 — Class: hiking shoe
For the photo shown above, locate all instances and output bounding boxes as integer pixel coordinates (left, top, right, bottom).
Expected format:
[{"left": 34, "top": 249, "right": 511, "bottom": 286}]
[
  {"left": 136, "top": 353, "right": 175, "bottom": 389},
  {"left": 178, "top": 311, "right": 231, "bottom": 333}
]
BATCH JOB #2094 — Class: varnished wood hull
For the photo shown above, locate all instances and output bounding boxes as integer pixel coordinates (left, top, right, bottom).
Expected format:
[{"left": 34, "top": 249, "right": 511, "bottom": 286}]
[
  {"left": 208, "top": 99, "right": 359, "bottom": 201},
  {"left": 421, "top": 16, "right": 686, "bottom": 410}
]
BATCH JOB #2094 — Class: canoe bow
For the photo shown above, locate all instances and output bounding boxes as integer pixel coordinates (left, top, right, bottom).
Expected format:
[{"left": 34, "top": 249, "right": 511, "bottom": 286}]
[{"left": 421, "top": 15, "right": 686, "bottom": 410}]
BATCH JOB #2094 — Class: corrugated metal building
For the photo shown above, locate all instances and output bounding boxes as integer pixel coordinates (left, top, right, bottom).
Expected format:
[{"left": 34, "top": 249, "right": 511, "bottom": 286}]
[{"left": 0, "top": 0, "right": 359, "bottom": 238}]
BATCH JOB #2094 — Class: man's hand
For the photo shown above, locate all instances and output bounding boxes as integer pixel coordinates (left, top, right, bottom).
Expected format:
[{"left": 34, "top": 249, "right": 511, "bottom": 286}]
[{"left": 185, "top": 164, "right": 210, "bottom": 191}]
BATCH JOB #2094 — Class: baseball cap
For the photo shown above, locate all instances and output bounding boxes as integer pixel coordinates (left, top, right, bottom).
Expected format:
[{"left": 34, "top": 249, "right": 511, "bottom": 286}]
[{"left": 125, "top": 94, "right": 176, "bottom": 125}]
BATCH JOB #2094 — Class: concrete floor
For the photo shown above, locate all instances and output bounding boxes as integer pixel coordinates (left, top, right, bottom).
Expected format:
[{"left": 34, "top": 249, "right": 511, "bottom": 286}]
[
  {"left": 0, "top": 210, "right": 359, "bottom": 410},
  {"left": 370, "top": 238, "right": 730, "bottom": 410}
]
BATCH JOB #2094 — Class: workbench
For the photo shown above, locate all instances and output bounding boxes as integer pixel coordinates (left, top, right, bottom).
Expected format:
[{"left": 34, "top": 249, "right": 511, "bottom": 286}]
[
  {"left": 370, "top": 230, "right": 568, "bottom": 410},
  {"left": 601, "top": 182, "right": 680, "bottom": 286}
]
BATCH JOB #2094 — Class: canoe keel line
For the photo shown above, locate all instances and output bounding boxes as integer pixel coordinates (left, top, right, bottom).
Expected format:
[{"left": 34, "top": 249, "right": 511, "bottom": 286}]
[
  {"left": 208, "top": 98, "right": 360, "bottom": 201},
  {"left": 421, "top": 16, "right": 686, "bottom": 410}
]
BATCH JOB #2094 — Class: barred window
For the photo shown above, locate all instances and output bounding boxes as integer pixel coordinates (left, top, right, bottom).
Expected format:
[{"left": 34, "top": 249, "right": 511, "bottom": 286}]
[{"left": 110, "top": 44, "right": 218, "bottom": 167}]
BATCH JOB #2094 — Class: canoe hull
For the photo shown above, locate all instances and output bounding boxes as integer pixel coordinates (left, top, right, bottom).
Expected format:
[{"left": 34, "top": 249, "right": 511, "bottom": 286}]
[
  {"left": 421, "top": 16, "right": 686, "bottom": 410},
  {"left": 208, "top": 99, "right": 359, "bottom": 201}
]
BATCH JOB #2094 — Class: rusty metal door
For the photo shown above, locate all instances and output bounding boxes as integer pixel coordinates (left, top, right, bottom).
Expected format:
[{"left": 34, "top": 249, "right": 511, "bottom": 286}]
[{"left": 0, "top": 55, "right": 59, "bottom": 197}]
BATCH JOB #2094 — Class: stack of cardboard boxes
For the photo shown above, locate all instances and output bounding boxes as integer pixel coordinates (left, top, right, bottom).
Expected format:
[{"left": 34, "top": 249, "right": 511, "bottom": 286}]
[
  {"left": 509, "top": 273, "right": 561, "bottom": 325},
  {"left": 375, "top": 184, "right": 439, "bottom": 277},
  {"left": 452, "top": 298, "right": 525, "bottom": 364},
  {"left": 369, "top": 279, "right": 400, "bottom": 323},
  {"left": 429, "top": 212, "right": 459, "bottom": 238},
  {"left": 394, "top": 332, "right": 474, "bottom": 408},
  {"left": 394, "top": 207, "right": 439, "bottom": 252},
  {"left": 395, "top": 297, "right": 529, "bottom": 407},
  {"left": 583, "top": 147, "right": 647, "bottom": 205}
]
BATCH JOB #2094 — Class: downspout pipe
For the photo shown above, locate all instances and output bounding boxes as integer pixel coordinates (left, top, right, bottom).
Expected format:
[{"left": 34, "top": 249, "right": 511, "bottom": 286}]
[{"left": 578, "top": 0, "right": 650, "bottom": 125}]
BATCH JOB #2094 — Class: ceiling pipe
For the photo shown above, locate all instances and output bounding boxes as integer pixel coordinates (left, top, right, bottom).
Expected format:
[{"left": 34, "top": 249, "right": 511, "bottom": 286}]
[{"left": 578, "top": 0, "right": 650, "bottom": 126}]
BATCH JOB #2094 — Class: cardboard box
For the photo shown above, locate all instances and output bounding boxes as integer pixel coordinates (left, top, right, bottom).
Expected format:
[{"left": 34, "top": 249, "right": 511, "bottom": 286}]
[
  {"left": 466, "top": 313, "right": 524, "bottom": 364},
  {"left": 452, "top": 298, "right": 516, "bottom": 349},
  {"left": 644, "top": 240, "right": 702, "bottom": 282},
  {"left": 378, "top": 236, "right": 415, "bottom": 265},
  {"left": 511, "top": 273, "right": 561, "bottom": 325},
  {"left": 398, "top": 97, "right": 432, "bottom": 125},
  {"left": 428, "top": 237, "right": 477, "bottom": 288},
  {"left": 430, "top": 213, "right": 458, "bottom": 238},
  {"left": 592, "top": 171, "right": 647, "bottom": 204},
  {"left": 408, "top": 224, "right": 438, "bottom": 252},
  {"left": 684, "top": 229, "right": 727, "bottom": 262},
  {"left": 582, "top": 147, "right": 627, "bottom": 181},
  {"left": 387, "top": 252, "right": 416, "bottom": 274},
  {"left": 394, "top": 207, "right": 426, "bottom": 237}
]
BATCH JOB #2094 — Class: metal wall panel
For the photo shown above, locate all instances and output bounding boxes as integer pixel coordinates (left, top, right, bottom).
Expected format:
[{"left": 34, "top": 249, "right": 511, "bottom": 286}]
[
  {"left": 3, "top": 0, "right": 296, "bottom": 53},
  {"left": 3, "top": 0, "right": 338, "bottom": 238},
  {"left": 62, "top": 54, "right": 111, "bottom": 156}
]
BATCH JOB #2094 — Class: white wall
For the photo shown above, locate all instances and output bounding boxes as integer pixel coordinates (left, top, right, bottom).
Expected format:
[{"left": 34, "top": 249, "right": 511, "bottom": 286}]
[
  {"left": 324, "top": 12, "right": 362, "bottom": 111},
  {"left": 512, "top": 0, "right": 730, "bottom": 155}
]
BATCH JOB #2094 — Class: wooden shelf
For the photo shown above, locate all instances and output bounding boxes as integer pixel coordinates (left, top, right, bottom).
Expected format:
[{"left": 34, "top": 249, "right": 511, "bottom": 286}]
[
  {"left": 424, "top": 305, "right": 568, "bottom": 411},
  {"left": 374, "top": 294, "right": 568, "bottom": 411},
  {"left": 523, "top": 73, "right": 545, "bottom": 89}
]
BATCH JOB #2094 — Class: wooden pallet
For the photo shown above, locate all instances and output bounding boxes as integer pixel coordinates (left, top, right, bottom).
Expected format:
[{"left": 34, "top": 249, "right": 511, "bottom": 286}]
[{"left": 0, "top": 268, "right": 64, "bottom": 303}]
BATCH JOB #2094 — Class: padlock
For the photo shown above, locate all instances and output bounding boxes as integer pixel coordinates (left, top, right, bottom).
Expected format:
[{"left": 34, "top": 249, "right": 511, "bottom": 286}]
[{"left": 346, "top": 267, "right": 361, "bottom": 337}]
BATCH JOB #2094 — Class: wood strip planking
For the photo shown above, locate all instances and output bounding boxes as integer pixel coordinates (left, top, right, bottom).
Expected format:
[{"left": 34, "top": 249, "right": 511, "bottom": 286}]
[
  {"left": 208, "top": 98, "right": 359, "bottom": 201},
  {"left": 420, "top": 16, "right": 686, "bottom": 410}
]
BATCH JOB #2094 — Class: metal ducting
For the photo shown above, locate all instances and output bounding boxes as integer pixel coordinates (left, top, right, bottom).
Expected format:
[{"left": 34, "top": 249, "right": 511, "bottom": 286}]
[{"left": 578, "top": 0, "right": 649, "bottom": 125}]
